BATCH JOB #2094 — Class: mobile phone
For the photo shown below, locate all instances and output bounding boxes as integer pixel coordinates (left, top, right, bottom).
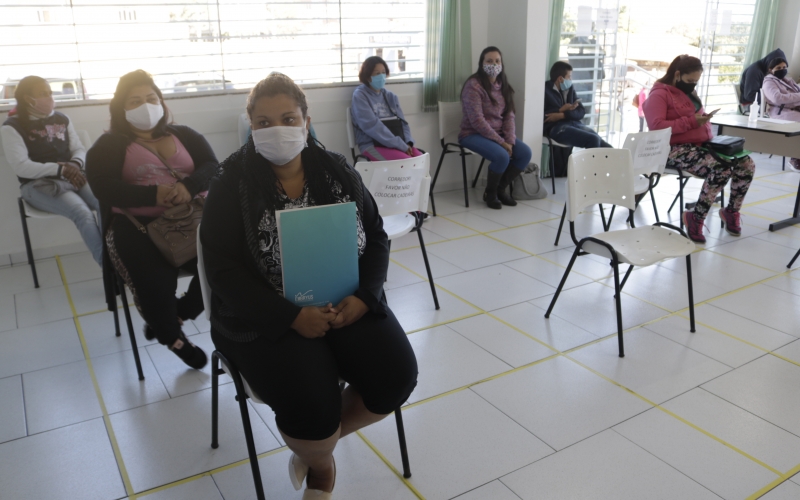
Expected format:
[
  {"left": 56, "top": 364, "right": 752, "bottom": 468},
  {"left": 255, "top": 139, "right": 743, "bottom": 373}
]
[{"left": 706, "top": 108, "right": 721, "bottom": 117}]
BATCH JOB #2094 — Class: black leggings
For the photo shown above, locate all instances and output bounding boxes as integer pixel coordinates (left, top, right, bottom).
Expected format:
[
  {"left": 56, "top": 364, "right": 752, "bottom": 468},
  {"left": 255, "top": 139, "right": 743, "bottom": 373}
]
[
  {"left": 107, "top": 215, "right": 204, "bottom": 346},
  {"left": 210, "top": 309, "right": 418, "bottom": 441}
]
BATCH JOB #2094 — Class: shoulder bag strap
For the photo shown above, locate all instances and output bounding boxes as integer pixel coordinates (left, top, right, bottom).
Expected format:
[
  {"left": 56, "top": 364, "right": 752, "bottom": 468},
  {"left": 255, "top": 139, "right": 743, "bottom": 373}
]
[
  {"left": 134, "top": 137, "right": 185, "bottom": 180},
  {"left": 119, "top": 208, "right": 148, "bottom": 234},
  {"left": 381, "top": 91, "right": 408, "bottom": 124}
]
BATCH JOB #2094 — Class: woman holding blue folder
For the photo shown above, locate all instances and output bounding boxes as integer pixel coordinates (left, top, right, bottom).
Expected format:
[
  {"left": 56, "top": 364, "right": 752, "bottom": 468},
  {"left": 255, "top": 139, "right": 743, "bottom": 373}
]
[{"left": 201, "top": 73, "right": 418, "bottom": 499}]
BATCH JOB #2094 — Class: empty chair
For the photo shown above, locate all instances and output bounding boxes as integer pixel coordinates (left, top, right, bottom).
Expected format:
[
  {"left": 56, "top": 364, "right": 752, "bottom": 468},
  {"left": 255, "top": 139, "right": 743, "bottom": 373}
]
[
  {"left": 544, "top": 148, "right": 696, "bottom": 357},
  {"left": 356, "top": 153, "right": 439, "bottom": 309}
]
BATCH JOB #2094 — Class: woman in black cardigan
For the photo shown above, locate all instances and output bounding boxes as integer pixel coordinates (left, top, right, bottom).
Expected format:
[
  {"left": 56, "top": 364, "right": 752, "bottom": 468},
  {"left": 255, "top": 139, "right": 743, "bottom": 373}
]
[
  {"left": 86, "top": 70, "right": 217, "bottom": 369},
  {"left": 201, "top": 73, "right": 417, "bottom": 499}
]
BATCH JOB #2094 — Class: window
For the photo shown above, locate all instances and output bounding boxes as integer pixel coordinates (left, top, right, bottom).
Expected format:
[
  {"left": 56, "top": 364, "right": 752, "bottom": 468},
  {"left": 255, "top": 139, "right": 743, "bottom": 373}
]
[{"left": 0, "top": 0, "right": 425, "bottom": 105}]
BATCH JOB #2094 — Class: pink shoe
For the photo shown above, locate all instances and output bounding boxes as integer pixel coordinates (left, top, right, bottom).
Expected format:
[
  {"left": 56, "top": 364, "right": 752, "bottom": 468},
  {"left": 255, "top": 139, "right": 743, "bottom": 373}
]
[
  {"left": 682, "top": 211, "right": 706, "bottom": 243},
  {"left": 719, "top": 208, "right": 741, "bottom": 236}
]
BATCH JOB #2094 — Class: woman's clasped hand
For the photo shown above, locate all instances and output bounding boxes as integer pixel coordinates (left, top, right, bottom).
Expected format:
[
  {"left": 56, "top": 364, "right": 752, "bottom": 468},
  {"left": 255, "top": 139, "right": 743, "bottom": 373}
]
[{"left": 290, "top": 295, "right": 370, "bottom": 338}]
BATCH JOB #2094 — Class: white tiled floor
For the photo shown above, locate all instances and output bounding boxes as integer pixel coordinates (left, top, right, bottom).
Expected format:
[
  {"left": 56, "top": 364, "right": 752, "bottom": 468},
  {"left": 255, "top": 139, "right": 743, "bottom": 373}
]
[{"left": 0, "top": 152, "right": 799, "bottom": 499}]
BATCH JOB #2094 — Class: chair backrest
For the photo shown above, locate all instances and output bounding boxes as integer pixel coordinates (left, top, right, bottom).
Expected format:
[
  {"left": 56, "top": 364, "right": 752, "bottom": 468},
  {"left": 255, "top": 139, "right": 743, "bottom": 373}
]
[
  {"left": 355, "top": 153, "right": 431, "bottom": 217},
  {"left": 621, "top": 127, "right": 672, "bottom": 177},
  {"left": 196, "top": 225, "right": 212, "bottom": 320},
  {"left": 77, "top": 130, "right": 91, "bottom": 149},
  {"left": 567, "top": 148, "right": 635, "bottom": 222},
  {"left": 438, "top": 101, "right": 463, "bottom": 144},
  {"left": 346, "top": 106, "right": 357, "bottom": 150}
]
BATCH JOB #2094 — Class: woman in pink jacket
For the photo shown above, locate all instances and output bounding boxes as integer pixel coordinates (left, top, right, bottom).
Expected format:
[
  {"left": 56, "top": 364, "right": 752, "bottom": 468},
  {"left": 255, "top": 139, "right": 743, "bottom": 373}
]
[
  {"left": 643, "top": 55, "right": 756, "bottom": 243},
  {"left": 763, "top": 57, "right": 800, "bottom": 170}
]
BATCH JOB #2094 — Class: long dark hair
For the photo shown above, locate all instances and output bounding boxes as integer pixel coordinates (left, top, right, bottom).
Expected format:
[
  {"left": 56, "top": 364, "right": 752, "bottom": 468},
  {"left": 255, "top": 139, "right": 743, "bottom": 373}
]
[
  {"left": 108, "top": 70, "right": 171, "bottom": 142},
  {"left": 244, "top": 72, "right": 344, "bottom": 215},
  {"left": 13, "top": 75, "right": 49, "bottom": 130},
  {"left": 461, "top": 46, "right": 515, "bottom": 115},
  {"left": 658, "top": 55, "right": 703, "bottom": 86},
  {"left": 358, "top": 56, "right": 390, "bottom": 87}
]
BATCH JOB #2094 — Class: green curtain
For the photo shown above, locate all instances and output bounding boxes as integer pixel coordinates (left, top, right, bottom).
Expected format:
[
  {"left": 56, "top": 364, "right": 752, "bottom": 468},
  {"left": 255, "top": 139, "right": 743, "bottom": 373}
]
[
  {"left": 423, "top": 0, "right": 472, "bottom": 111},
  {"left": 541, "top": 0, "right": 566, "bottom": 177},
  {"left": 423, "top": 0, "right": 445, "bottom": 111},
  {"left": 743, "top": 0, "right": 780, "bottom": 68}
]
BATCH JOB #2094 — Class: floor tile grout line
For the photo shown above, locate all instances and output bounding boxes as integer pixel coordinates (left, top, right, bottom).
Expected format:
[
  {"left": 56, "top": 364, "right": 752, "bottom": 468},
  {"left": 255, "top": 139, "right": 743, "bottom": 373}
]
[
  {"left": 132, "top": 445, "right": 289, "bottom": 498},
  {"left": 19, "top": 374, "right": 28, "bottom": 437},
  {"left": 389, "top": 245, "right": 799, "bottom": 479},
  {"left": 563, "top": 353, "right": 788, "bottom": 478},
  {"left": 55, "top": 255, "right": 137, "bottom": 499},
  {"left": 354, "top": 430, "right": 426, "bottom": 500},
  {"left": 609, "top": 427, "right": 730, "bottom": 500}
]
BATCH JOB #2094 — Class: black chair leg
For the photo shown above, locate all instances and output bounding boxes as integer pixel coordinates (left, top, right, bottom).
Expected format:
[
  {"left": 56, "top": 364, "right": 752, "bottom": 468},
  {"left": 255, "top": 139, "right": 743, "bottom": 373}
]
[
  {"left": 612, "top": 261, "right": 625, "bottom": 358},
  {"left": 686, "top": 255, "right": 696, "bottom": 332},
  {"left": 678, "top": 178, "right": 685, "bottom": 230},
  {"left": 788, "top": 247, "right": 800, "bottom": 268},
  {"left": 471, "top": 158, "right": 486, "bottom": 188},
  {"left": 650, "top": 186, "right": 660, "bottom": 223},
  {"left": 460, "top": 152, "right": 470, "bottom": 207},
  {"left": 545, "top": 245, "right": 581, "bottom": 318},
  {"left": 554, "top": 203, "right": 567, "bottom": 246},
  {"left": 416, "top": 228, "right": 440, "bottom": 310},
  {"left": 668, "top": 177, "right": 689, "bottom": 214},
  {"left": 720, "top": 187, "right": 726, "bottom": 228},
  {"left": 112, "top": 279, "right": 122, "bottom": 337},
  {"left": 211, "top": 352, "right": 220, "bottom": 449},
  {"left": 118, "top": 275, "right": 144, "bottom": 381},
  {"left": 395, "top": 409, "right": 412, "bottom": 478},
  {"left": 215, "top": 351, "right": 266, "bottom": 500},
  {"left": 783, "top": 157, "right": 786, "bottom": 171},
  {"left": 19, "top": 198, "right": 39, "bottom": 288},
  {"left": 430, "top": 148, "right": 448, "bottom": 217},
  {"left": 549, "top": 143, "right": 557, "bottom": 194}
]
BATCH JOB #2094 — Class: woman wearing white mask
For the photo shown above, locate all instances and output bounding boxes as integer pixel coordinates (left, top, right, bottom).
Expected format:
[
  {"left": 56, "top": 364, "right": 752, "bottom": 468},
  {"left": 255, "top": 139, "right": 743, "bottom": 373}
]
[
  {"left": 202, "top": 73, "right": 417, "bottom": 499},
  {"left": 459, "top": 46, "right": 532, "bottom": 209},
  {"left": 1, "top": 75, "right": 103, "bottom": 264},
  {"left": 86, "top": 70, "right": 218, "bottom": 369},
  {"left": 350, "top": 56, "right": 421, "bottom": 161}
]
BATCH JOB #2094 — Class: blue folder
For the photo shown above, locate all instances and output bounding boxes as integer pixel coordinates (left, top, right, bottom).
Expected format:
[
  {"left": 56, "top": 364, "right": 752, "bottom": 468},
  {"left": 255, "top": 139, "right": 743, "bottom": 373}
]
[{"left": 276, "top": 202, "right": 359, "bottom": 307}]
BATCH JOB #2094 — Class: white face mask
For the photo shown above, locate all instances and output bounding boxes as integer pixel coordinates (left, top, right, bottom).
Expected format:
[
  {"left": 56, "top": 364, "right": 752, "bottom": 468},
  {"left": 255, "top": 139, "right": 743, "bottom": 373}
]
[
  {"left": 252, "top": 125, "right": 308, "bottom": 166},
  {"left": 125, "top": 102, "right": 164, "bottom": 131}
]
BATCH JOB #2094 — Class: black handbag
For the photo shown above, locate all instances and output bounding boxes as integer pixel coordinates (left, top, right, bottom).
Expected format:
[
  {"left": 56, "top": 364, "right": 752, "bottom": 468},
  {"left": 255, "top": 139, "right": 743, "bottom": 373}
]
[
  {"left": 704, "top": 135, "right": 745, "bottom": 157},
  {"left": 373, "top": 92, "right": 408, "bottom": 149}
]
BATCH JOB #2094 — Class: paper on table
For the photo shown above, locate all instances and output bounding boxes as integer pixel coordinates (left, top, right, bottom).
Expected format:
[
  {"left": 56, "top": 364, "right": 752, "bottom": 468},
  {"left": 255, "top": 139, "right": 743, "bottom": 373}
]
[{"left": 577, "top": 6, "right": 593, "bottom": 36}]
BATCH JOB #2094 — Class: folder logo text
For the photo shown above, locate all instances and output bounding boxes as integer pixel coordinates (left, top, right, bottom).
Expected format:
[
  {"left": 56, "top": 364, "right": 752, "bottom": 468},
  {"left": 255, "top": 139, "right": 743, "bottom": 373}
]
[{"left": 295, "top": 290, "right": 315, "bottom": 302}]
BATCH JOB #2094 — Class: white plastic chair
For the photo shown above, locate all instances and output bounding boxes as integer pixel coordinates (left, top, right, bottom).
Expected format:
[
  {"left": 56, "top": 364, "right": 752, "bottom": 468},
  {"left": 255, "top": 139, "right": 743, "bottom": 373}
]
[
  {"left": 346, "top": 106, "right": 369, "bottom": 164},
  {"left": 544, "top": 148, "right": 696, "bottom": 357},
  {"left": 197, "top": 225, "right": 413, "bottom": 500},
  {"left": 599, "top": 128, "right": 673, "bottom": 229},
  {"left": 429, "top": 101, "right": 485, "bottom": 215},
  {"left": 356, "top": 153, "right": 439, "bottom": 309}
]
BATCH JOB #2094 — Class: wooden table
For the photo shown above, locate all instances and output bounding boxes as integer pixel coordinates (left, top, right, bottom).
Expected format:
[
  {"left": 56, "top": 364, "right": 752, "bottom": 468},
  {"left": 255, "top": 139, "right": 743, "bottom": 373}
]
[{"left": 712, "top": 114, "right": 800, "bottom": 231}]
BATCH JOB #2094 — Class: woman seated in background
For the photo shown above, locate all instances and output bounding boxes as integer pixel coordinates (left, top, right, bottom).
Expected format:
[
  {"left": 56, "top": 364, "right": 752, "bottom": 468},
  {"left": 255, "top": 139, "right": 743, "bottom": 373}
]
[
  {"left": 202, "top": 73, "right": 417, "bottom": 499},
  {"left": 762, "top": 57, "right": 800, "bottom": 170},
  {"left": 86, "top": 70, "right": 217, "bottom": 369},
  {"left": 2, "top": 76, "right": 103, "bottom": 265},
  {"left": 351, "top": 56, "right": 422, "bottom": 161},
  {"left": 460, "top": 46, "right": 532, "bottom": 210},
  {"left": 644, "top": 55, "right": 756, "bottom": 244}
]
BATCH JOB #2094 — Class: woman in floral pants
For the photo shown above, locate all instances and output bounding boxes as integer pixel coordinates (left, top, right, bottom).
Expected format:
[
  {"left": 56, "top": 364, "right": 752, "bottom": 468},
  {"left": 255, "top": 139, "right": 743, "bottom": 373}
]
[{"left": 644, "top": 55, "right": 756, "bottom": 243}]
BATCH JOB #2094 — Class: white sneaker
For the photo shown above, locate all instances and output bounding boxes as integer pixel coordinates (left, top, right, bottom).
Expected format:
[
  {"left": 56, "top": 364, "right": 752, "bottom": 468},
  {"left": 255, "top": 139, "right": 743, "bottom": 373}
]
[{"left": 289, "top": 453, "right": 309, "bottom": 491}]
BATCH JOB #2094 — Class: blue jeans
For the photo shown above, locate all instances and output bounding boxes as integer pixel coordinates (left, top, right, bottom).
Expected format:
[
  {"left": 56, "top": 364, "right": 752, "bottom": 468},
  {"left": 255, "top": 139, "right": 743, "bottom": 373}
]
[
  {"left": 549, "top": 121, "right": 612, "bottom": 149},
  {"left": 20, "top": 181, "right": 103, "bottom": 265},
  {"left": 459, "top": 134, "right": 533, "bottom": 174}
]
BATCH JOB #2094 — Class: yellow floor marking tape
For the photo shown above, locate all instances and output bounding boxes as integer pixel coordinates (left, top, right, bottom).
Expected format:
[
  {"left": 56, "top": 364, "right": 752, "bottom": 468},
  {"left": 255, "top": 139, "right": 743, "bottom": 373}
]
[
  {"left": 355, "top": 431, "right": 426, "bottom": 500},
  {"left": 134, "top": 445, "right": 288, "bottom": 498},
  {"left": 747, "top": 464, "right": 800, "bottom": 499},
  {"left": 56, "top": 256, "right": 137, "bottom": 499},
  {"left": 742, "top": 191, "right": 799, "bottom": 209}
]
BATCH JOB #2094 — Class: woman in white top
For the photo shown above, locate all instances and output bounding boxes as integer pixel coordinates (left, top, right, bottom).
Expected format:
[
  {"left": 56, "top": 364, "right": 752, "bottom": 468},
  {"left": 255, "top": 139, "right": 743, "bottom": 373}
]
[{"left": 1, "top": 75, "right": 102, "bottom": 264}]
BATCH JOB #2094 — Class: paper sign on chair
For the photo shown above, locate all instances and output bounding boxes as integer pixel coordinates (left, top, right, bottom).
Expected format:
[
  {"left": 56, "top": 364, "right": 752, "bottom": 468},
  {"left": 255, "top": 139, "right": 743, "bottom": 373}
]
[{"left": 276, "top": 202, "right": 359, "bottom": 307}]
